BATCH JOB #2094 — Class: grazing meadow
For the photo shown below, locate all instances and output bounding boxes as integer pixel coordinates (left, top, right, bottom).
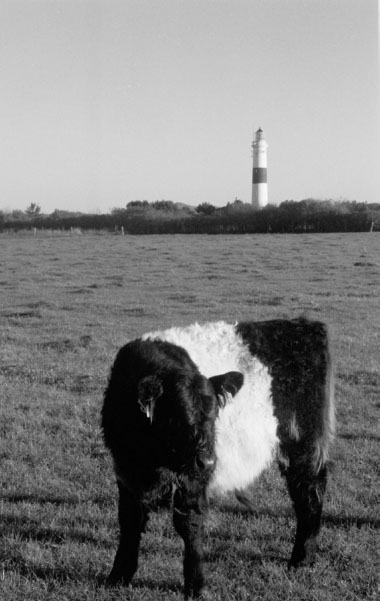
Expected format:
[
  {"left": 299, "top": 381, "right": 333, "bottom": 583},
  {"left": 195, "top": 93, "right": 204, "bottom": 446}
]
[{"left": 0, "top": 232, "right": 379, "bottom": 600}]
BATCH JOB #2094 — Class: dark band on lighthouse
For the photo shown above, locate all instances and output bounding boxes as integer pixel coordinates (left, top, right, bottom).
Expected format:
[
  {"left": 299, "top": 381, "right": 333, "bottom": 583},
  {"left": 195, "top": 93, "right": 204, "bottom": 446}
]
[{"left": 252, "top": 167, "right": 267, "bottom": 184}]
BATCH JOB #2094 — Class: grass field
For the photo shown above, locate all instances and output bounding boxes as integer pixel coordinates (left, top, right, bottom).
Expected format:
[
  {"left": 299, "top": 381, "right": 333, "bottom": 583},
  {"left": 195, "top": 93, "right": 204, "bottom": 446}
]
[{"left": 0, "top": 232, "right": 379, "bottom": 600}]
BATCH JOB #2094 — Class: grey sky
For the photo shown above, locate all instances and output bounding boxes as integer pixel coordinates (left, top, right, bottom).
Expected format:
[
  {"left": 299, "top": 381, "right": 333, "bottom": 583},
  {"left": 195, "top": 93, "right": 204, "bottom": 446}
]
[{"left": 1, "top": 0, "right": 379, "bottom": 213}]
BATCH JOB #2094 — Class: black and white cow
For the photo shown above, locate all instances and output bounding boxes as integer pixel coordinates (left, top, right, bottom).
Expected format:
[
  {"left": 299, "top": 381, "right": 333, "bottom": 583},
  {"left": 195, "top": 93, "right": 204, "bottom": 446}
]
[{"left": 101, "top": 317, "right": 334, "bottom": 599}]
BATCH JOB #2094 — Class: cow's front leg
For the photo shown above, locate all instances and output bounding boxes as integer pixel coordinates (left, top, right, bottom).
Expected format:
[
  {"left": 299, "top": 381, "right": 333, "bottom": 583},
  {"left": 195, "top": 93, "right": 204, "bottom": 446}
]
[
  {"left": 173, "top": 485, "right": 209, "bottom": 599},
  {"left": 107, "top": 481, "right": 148, "bottom": 586}
]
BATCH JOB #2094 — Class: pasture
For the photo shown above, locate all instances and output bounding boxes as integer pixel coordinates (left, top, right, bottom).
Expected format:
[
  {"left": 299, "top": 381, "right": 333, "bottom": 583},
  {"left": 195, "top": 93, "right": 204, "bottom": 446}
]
[{"left": 0, "top": 232, "right": 379, "bottom": 600}]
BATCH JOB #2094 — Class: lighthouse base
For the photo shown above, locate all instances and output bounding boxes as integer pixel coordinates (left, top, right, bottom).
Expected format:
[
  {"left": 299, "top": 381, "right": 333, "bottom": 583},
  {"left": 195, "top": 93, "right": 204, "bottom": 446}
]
[{"left": 252, "top": 184, "right": 268, "bottom": 210}]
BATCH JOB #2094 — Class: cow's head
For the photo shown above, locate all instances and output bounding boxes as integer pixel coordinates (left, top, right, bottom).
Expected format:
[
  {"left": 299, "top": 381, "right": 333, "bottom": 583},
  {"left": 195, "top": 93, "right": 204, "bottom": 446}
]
[{"left": 137, "top": 369, "right": 244, "bottom": 477}]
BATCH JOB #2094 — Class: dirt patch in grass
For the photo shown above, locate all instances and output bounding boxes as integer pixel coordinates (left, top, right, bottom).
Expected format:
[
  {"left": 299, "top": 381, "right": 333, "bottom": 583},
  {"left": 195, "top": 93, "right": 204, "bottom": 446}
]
[
  {"left": 122, "top": 307, "right": 146, "bottom": 315},
  {"left": 2, "top": 310, "right": 42, "bottom": 320},
  {"left": 37, "top": 335, "right": 92, "bottom": 353}
]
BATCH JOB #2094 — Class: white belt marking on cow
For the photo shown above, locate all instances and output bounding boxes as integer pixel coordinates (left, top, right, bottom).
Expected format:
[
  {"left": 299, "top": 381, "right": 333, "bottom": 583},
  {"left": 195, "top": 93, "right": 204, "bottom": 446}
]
[{"left": 143, "top": 321, "right": 279, "bottom": 495}]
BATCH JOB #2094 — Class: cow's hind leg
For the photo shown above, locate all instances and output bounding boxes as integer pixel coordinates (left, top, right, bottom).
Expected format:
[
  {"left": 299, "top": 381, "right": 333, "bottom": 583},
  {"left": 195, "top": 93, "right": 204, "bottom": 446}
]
[
  {"left": 280, "top": 453, "right": 327, "bottom": 568},
  {"left": 173, "top": 485, "right": 209, "bottom": 599},
  {"left": 107, "top": 481, "right": 148, "bottom": 586}
]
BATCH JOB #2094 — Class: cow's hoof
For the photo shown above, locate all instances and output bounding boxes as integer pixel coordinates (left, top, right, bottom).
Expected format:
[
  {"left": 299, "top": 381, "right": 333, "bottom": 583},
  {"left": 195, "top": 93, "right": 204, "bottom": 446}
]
[
  {"left": 288, "top": 552, "right": 316, "bottom": 569},
  {"left": 105, "top": 573, "right": 132, "bottom": 587},
  {"left": 289, "top": 538, "right": 317, "bottom": 569}
]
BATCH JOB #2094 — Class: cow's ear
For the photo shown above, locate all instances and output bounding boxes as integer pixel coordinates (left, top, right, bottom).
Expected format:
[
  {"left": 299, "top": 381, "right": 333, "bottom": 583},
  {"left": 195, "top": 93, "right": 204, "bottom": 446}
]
[
  {"left": 209, "top": 371, "right": 244, "bottom": 408},
  {"left": 137, "top": 375, "right": 163, "bottom": 422}
]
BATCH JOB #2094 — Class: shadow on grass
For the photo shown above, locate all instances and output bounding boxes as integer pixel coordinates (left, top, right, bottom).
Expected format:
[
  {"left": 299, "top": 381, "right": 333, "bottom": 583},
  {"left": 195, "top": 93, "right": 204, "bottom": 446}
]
[
  {"left": 2, "top": 493, "right": 79, "bottom": 505},
  {"left": 129, "top": 576, "right": 182, "bottom": 595},
  {"left": 9, "top": 567, "right": 183, "bottom": 595},
  {"left": 205, "top": 547, "right": 283, "bottom": 565},
  {"left": 211, "top": 499, "right": 291, "bottom": 520},
  {"left": 0, "top": 513, "right": 112, "bottom": 547},
  {"left": 213, "top": 502, "right": 380, "bottom": 529},
  {"left": 6, "top": 562, "right": 105, "bottom": 587},
  {"left": 1, "top": 492, "right": 113, "bottom": 507},
  {"left": 34, "top": 569, "right": 177, "bottom": 592},
  {"left": 339, "top": 432, "right": 380, "bottom": 442},
  {"left": 323, "top": 514, "right": 380, "bottom": 529}
]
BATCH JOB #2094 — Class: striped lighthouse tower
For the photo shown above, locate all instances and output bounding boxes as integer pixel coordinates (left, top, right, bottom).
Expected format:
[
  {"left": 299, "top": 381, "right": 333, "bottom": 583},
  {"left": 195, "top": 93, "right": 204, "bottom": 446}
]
[{"left": 251, "top": 127, "right": 268, "bottom": 209}]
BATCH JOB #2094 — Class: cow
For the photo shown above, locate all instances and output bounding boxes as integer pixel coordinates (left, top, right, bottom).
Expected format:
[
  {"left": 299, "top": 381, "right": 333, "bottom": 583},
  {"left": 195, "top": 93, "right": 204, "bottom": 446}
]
[{"left": 101, "top": 317, "right": 334, "bottom": 599}]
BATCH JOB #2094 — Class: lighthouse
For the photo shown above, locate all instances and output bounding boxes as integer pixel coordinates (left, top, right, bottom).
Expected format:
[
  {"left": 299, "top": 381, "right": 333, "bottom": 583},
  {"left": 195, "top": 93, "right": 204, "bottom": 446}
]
[{"left": 251, "top": 128, "right": 268, "bottom": 209}]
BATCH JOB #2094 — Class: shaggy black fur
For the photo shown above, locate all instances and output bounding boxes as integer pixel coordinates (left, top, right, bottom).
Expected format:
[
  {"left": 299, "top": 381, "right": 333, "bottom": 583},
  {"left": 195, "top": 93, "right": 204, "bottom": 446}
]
[
  {"left": 102, "top": 319, "right": 334, "bottom": 596},
  {"left": 236, "top": 317, "right": 334, "bottom": 567},
  {"left": 102, "top": 338, "right": 243, "bottom": 599}
]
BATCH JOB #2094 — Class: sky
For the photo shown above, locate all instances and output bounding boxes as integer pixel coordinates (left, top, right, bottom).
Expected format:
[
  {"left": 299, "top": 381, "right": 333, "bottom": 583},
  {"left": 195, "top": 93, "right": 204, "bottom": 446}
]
[{"left": 0, "top": 0, "right": 379, "bottom": 214}]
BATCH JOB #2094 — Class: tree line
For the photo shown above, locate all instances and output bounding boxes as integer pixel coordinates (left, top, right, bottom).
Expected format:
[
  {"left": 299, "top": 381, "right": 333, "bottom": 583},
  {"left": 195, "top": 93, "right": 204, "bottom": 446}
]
[{"left": 0, "top": 199, "right": 378, "bottom": 234}]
